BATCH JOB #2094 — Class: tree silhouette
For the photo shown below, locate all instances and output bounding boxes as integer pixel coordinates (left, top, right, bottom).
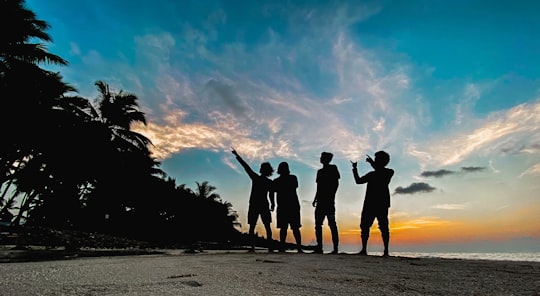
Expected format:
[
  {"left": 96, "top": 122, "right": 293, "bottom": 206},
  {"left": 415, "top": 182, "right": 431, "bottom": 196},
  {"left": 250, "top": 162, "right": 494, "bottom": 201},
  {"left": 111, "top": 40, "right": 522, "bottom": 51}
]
[
  {"left": 194, "top": 181, "right": 221, "bottom": 201},
  {"left": 0, "top": 0, "right": 82, "bottom": 226},
  {"left": 1, "top": 0, "right": 247, "bottom": 249},
  {"left": 0, "top": 0, "right": 67, "bottom": 67}
]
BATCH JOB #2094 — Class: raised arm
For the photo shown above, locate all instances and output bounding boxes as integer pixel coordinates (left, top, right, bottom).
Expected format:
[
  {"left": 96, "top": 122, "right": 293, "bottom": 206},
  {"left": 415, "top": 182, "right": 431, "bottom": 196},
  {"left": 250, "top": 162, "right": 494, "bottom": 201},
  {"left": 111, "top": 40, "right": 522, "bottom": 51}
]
[
  {"left": 231, "top": 148, "right": 257, "bottom": 179},
  {"left": 351, "top": 160, "right": 368, "bottom": 184},
  {"left": 366, "top": 154, "right": 376, "bottom": 170}
]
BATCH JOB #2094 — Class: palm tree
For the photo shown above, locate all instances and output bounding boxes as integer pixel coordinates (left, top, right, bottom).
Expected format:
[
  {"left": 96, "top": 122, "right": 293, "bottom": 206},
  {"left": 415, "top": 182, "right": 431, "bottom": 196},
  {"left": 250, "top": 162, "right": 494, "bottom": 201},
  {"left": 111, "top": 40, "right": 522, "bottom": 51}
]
[
  {"left": 0, "top": 0, "right": 71, "bottom": 187},
  {"left": 76, "top": 81, "right": 163, "bottom": 233},
  {"left": 188, "top": 181, "right": 243, "bottom": 242},
  {"left": 194, "top": 181, "right": 221, "bottom": 201},
  {"left": 0, "top": 0, "right": 81, "bottom": 226},
  {"left": 94, "top": 81, "right": 146, "bottom": 128},
  {"left": 92, "top": 80, "right": 151, "bottom": 151},
  {"left": 0, "top": 0, "right": 67, "bottom": 68}
]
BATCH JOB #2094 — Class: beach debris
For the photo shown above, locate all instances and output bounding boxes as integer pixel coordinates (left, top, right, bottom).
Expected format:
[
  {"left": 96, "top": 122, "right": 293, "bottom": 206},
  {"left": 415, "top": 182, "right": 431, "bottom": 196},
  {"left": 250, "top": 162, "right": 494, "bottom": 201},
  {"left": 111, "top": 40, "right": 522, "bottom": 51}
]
[
  {"left": 167, "top": 273, "right": 196, "bottom": 279},
  {"left": 255, "top": 258, "right": 283, "bottom": 263}
]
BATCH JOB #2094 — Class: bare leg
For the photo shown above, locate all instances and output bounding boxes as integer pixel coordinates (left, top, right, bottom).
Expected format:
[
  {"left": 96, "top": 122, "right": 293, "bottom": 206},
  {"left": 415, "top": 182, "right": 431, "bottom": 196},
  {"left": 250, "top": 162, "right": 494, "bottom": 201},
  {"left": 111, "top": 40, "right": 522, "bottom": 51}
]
[
  {"left": 264, "top": 223, "right": 273, "bottom": 251},
  {"left": 360, "top": 212, "right": 375, "bottom": 255},
  {"left": 248, "top": 225, "right": 256, "bottom": 252},
  {"left": 381, "top": 231, "right": 389, "bottom": 257},
  {"left": 328, "top": 217, "right": 339, "bottom": 254},
  {"left": 379, "top": 212, "right": 390, "bottom": 257},
  {"left": 292, "top": 228, "right": 303, "bottom": 253},
  {"left": 280, "top": 226, "right": 288, "bottom": 252},
  {"left": 315, "top": 225, "right": 323, "bottom": 253},
  {"left": 359, "top": 233, "right": 369, "bottom": 255}
]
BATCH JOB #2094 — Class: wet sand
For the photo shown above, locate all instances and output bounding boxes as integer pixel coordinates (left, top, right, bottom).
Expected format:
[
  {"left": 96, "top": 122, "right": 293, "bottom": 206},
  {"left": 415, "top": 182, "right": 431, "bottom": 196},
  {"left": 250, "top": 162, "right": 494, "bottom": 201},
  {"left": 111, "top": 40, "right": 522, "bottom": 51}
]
[{"left": 1, "top": 250, "right": 539, "bottom": 295}]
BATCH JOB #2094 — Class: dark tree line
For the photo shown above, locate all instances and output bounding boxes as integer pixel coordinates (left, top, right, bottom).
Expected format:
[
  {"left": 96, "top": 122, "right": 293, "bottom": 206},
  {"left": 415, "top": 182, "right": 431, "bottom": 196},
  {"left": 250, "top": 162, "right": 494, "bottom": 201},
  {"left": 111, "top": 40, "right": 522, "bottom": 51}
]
[{"left": 0, "top": 0, "right": 245, "bottom": 247}]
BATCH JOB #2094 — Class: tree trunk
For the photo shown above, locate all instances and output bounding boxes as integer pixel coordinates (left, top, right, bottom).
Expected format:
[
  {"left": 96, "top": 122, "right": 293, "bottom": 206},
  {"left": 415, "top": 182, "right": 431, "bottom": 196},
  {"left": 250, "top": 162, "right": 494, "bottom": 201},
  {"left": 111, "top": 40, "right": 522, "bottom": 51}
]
[{"left": 11, "top": 190, "right": 39, "bottom": 227}]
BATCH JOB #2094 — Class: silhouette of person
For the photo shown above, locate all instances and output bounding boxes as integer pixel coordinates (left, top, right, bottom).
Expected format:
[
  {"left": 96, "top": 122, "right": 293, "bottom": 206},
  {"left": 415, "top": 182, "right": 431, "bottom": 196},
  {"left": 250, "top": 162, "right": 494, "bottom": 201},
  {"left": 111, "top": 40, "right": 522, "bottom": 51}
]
[
  {"left": 232, "top": 148, "right": 274, "bottom": 252},
  {"left": 312, "top": 152, "right": 340, "bottom": 254},
  {"left": 351, "top": 151, "right": 394, "bottom": 257},
  {"left": 271, "top": 162, "right": 302, "bottom": 253}
]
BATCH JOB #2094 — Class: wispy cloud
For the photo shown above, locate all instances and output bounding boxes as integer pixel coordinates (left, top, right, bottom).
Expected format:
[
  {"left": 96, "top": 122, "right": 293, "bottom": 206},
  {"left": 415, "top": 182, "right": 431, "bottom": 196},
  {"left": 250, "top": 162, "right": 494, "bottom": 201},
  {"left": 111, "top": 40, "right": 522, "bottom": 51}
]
[
  {"left": 411, "top": 100, "right": 540, "bottom": 167},
  {"left": 431, "top": 204, "right": 467, "bottom": 210},
  {"left": 518, "top": 143, "right": 540, "bottom": 154},
  {"left": 488, "top": 160, "right": 500, "bottom": 173},
  {"left": 132, "top": 119, "right": 232, "bottom": 160},
  {"left": 127, "top": 12, "right": 416, "bottom": 163},
  {"left": 519, "top": 163, "right": 540, "bottom": 178},
  {"left": 391, "top": 216, "right": 451, "bottom": 230},
  {"left": 67, "top": 3, "right": 539, "bottom": 195},
  {"left": 454, "top": 83, "right": 482, "bottom": 126}
]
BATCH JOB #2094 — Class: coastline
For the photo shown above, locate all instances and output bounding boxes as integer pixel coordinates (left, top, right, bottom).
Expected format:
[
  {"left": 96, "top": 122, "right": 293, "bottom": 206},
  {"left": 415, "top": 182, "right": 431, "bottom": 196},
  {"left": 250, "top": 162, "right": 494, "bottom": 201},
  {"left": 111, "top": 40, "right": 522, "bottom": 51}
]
[
  {"left": 1, "top": 249, "right": 539, "bottom": 295},
  {"left": 1, "top": 244, "right": 539, "bottom": 263},
  {"left": 391, "top": 251, "right": 540, "bottom": 263}
]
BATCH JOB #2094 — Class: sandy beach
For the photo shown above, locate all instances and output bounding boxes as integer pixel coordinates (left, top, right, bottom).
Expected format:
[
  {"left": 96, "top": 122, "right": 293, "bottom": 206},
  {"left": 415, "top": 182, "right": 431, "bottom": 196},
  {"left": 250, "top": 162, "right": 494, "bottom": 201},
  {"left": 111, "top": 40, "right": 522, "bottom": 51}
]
[{"left": 1, "top": 250, "right": 539, "bottom": 295}]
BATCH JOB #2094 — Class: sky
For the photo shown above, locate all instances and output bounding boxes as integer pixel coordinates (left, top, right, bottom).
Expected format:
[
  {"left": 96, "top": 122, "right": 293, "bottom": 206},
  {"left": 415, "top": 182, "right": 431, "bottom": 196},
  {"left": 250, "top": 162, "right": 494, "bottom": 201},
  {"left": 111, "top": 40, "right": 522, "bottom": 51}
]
[{"left": 26, "top": 0, "right": 540, "bottom": 253}]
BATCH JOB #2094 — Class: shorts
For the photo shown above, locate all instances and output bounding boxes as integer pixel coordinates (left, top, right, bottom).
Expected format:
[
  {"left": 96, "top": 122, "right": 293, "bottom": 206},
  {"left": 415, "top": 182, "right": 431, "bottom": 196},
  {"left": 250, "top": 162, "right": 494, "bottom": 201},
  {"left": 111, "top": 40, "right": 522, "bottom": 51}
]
[
  {"left": 314, "top": 206, "right": 336, "bottom": 226},
  {"left": 276, "top": 207, "right": 301, "bottom": 229},
  {"left": 248, "top": 204, "right": 272, "bottom": 225},
  {"left": 360, "top": 206, "right": 389, "bottom": 232}
]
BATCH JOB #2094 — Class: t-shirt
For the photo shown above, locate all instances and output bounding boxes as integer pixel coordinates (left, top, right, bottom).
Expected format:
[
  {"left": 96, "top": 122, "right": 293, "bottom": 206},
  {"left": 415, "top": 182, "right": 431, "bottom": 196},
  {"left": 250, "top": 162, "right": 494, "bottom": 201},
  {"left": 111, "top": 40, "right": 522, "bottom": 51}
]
[
  {"left": 236, "top": 156, "right": 272, "bottom": 208},
  {"left": 248, "top": 175, "right": 272, "bottom": 208},
  {"left": 315, "top": 164, "right": 340, "bottom": 208},
  {"left": 360, "top": 168, "right": 394, "bottom": 208},
  {"left": 272, "top": 174, "right": 300, "bottom": 210}
]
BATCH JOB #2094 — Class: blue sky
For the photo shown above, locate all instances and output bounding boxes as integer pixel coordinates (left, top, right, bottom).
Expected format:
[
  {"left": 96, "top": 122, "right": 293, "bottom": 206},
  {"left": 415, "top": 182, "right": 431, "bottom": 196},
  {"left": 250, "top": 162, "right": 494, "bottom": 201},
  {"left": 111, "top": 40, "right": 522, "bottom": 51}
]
[{"left": 27, "top": 0, "right": 540, "bottom": 252}]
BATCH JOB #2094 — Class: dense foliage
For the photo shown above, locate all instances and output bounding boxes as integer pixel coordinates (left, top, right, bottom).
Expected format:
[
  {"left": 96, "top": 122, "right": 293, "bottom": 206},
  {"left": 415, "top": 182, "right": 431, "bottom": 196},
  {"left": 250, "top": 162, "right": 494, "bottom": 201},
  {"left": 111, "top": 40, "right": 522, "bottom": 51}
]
[{"left": 0, "top": 0, "right": 245, "bottom": 247}]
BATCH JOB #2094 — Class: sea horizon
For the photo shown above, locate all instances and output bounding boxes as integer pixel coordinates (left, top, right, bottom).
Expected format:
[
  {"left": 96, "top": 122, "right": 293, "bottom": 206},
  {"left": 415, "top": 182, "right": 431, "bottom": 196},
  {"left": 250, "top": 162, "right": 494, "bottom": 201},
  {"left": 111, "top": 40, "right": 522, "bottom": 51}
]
[
  {"left": 323, "top": 244, "right": 540, "bottom": 262},
  {"left": 373, "top": 251, "right": 540, "bottom": 262}
]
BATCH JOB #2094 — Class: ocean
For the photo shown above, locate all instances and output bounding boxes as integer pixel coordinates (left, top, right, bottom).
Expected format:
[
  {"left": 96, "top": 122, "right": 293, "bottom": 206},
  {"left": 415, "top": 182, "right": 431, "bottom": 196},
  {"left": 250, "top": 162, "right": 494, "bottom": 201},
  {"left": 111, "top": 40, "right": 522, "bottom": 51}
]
[
  {"left": 387, "top": 252, "right": 540, "bottom": 262},
  {"left": 334, "top": 245, "right": 540, "bottom": 262}
]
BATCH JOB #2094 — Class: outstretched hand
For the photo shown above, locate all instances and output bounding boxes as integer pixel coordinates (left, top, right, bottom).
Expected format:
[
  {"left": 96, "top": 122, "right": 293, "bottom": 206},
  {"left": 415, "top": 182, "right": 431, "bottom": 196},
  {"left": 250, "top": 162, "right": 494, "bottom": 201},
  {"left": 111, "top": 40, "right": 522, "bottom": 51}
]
[
  {"left": 366, "top": 154, "right": 374, "bottom": 164},
  {"left": 231, "top": 147, "right": 239, "bottom": 157},
  {"left": 350, "top": 160, "right": 358, "bottom": 169}
]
